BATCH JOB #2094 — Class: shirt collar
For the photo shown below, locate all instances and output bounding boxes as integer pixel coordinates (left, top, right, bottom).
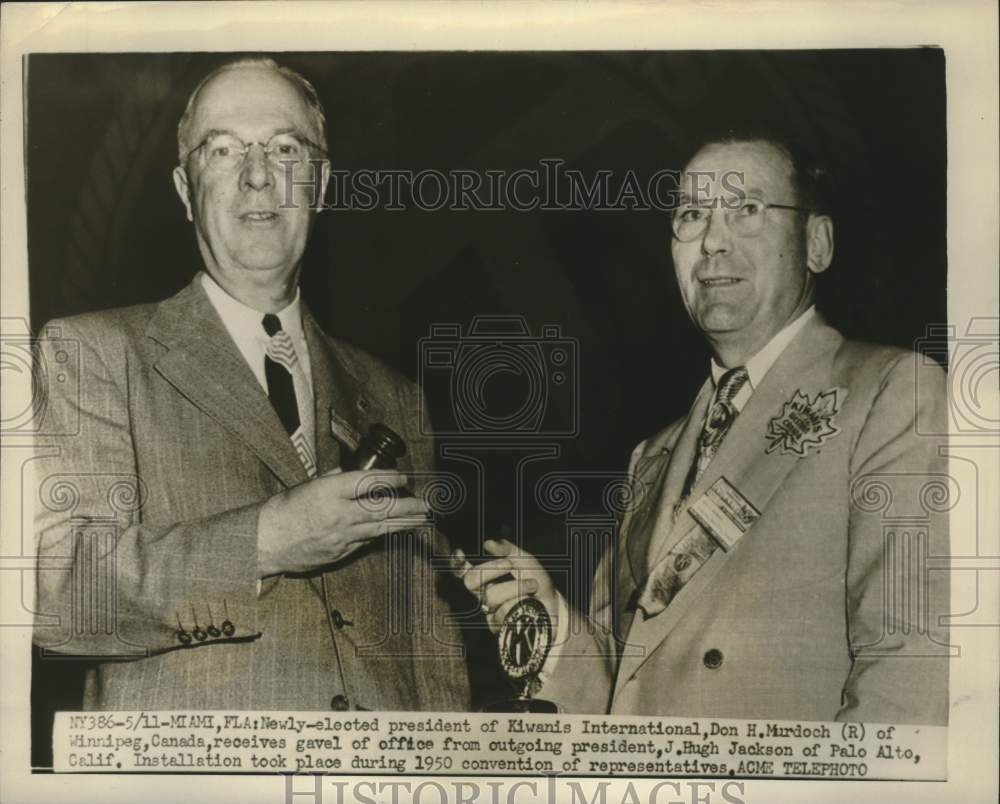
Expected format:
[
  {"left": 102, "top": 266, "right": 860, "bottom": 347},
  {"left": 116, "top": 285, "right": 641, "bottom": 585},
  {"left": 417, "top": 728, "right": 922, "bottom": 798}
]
[
  {"left": 199, "top": 271, "right": 304, "bottom": 343},
  {"left": 710, "top": 306, "right": 816, "bottom": 392}
]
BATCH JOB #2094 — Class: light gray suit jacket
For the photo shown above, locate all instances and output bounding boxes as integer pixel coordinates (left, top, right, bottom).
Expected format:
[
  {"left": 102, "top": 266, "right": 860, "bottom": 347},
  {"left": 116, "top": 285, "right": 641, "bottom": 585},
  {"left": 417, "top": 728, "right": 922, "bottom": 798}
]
[
  {"left": 33, "top": 276, "right": 470, "bottom": 711},
  {"left": 542, "top": 314, "right": 950, "bottom": 725}
]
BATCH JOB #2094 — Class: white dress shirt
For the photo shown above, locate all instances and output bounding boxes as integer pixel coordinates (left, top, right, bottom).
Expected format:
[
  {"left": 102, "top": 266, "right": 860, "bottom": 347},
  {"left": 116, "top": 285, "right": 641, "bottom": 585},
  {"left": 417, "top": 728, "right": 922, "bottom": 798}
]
[
  {"left": 708, "top": 305, "right": 816, "bottom": 412},
  {"left": 200, "top": 271, "right": 314, "bottom": 407}
]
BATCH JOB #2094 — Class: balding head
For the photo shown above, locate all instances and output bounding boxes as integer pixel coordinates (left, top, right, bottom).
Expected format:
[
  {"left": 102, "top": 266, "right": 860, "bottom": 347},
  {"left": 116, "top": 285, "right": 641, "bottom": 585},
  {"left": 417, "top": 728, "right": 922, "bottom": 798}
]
[{"left": 176, "top": 57, "right": 328, "bottom": 163}]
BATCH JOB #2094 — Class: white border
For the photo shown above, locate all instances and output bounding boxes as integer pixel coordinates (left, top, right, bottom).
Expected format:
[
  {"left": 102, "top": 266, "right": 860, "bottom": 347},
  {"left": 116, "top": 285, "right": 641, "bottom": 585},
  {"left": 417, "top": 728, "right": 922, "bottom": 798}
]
[{"left": 2, "top": 2, "right": 997, "bottom": 803}]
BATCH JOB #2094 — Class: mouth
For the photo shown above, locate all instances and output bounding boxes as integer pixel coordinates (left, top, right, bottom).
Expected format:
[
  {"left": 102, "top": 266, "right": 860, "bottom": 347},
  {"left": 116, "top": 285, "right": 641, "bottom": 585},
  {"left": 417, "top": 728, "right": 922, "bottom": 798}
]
[
  {"left": 698, "top": 277, "right": 743, "bottom": 287},
  {"left": 240, "top": 211, "right": 280, "bottom": 224}
]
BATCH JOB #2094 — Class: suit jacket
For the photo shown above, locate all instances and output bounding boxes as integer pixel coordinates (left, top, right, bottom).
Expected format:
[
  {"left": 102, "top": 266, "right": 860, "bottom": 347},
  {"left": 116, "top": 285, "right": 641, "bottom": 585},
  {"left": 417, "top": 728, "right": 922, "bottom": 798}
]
[
  {"left": 32, "top": 276, "right": 470, "bottom": 711},
  {"left": 542, "top": 314, "right": 950, "bottom": 725}
]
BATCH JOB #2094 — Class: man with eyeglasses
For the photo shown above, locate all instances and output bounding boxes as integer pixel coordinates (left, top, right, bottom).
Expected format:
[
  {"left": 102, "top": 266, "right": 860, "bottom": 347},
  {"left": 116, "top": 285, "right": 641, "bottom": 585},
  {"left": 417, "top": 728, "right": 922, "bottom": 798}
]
[
  {"left": 468, "top": 131, "right": 949, "bottom": 724},
  {"left": 33, "top": 58, "right": 470, "bottom": 712}
]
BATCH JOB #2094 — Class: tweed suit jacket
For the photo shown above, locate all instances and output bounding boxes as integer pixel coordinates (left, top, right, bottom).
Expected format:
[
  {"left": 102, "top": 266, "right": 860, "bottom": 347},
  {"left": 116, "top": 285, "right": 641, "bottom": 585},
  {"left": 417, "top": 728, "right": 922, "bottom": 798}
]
[
  {"left": 32, "top": 276, "right": 471, "bottom": 711},
  {"left": 541, "top": 314, "right": 950, "bottom": 725}
]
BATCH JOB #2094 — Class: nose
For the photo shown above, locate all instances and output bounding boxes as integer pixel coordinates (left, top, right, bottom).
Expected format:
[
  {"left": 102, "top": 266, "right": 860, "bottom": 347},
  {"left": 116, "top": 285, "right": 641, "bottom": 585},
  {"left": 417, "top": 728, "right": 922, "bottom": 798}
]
[
  {"left": 239, "top": 143, "right": 273, "bottom": 191},
  {"left": 700, "top": 207, "right": 733, "bottom": 256}
]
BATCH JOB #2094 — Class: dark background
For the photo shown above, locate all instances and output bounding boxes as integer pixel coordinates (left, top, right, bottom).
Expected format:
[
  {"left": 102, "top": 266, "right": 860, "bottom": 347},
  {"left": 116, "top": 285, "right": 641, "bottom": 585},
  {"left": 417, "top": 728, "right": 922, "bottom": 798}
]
[{"left": 27, "top": 50, "right": 947, "bottom": 765}]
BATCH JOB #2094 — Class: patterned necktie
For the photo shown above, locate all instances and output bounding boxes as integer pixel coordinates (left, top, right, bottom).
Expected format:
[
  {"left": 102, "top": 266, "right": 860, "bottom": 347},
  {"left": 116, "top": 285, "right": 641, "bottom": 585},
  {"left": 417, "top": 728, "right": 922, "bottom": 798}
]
[
  {"left": 682, "top": 366, "right": 750, "bottom": 499},
  {"left": 262, "top": 314, "right": 316, "bottom": 476},
  {"left": 638, "top": 366, "right": 750, "bottom": 618}
]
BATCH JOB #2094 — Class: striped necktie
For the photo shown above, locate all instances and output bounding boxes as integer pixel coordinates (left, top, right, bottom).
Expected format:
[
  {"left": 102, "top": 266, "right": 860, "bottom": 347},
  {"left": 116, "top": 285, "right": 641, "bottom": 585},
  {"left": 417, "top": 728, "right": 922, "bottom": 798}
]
[
  {"left": 262, "top": 313, "right": 316, "bottom": 476},
  {"left": 682, "top": 366, "right": 750, "bottom": 499}
]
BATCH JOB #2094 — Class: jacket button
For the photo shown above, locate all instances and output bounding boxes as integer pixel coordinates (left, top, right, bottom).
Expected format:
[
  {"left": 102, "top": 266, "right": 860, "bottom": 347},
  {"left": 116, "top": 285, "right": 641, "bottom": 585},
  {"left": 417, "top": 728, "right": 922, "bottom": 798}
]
[
  {"left": 176, "top": 629, "right": 192, "bottom": 645},
  {"left": 330, "top": 694, "right": 350, "bottom": 710},
  {"left": 330, "top": 610, "right": 353, "bottom": 629},
  {"left": 703, "top": 648, "right": 724, "bottom": 669},
  {"left": 673, "top": 553, "right": 692, "bottom": 572}
]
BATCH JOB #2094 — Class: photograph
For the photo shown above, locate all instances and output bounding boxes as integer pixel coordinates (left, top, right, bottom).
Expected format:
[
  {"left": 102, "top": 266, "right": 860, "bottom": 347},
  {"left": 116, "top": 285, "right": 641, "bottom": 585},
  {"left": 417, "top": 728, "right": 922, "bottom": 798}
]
[{"left": 1, "top": 3, "right": 996, "bottom": 804}]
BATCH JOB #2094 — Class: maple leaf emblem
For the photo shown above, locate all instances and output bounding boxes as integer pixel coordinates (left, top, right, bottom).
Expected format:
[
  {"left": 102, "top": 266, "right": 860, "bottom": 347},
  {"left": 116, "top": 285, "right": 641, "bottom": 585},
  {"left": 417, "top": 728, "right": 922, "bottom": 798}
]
[{"left": 765, "top": 388, "right": 843, "bottom": 457}]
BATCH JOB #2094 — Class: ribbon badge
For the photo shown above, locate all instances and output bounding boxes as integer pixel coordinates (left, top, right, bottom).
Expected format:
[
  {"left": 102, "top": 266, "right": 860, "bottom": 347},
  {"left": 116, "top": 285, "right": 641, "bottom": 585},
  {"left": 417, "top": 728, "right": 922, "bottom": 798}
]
[{"left": 766, "top": 388, "right": 843, "bottom": 457}]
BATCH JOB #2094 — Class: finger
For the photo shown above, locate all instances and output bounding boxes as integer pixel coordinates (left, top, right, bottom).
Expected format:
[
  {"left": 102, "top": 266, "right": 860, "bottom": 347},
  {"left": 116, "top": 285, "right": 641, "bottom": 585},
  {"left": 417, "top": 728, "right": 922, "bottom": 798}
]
[
  {"left": 482, "top": 578, "right": 537, "bottom": 612},
  {"left": 483, "top": 538, "right": 519, "bottom": 558},
  {"left": 357, "top": 516, "right": 434, "bottom": 539},
  {"left": 490, "top": 597, "right": 520, "bottom": 628},
  {"left": 462, "top": 559, "right": 514, "bottom": 594},
  {"left": 351, "top": 498, "right": 430, "bottom": 526},
  {"left": 483, "top": 540, "right": 548, "bottom": 577},
  {"left": 330, "top": 470, "right": 409, "bottom": 499}
]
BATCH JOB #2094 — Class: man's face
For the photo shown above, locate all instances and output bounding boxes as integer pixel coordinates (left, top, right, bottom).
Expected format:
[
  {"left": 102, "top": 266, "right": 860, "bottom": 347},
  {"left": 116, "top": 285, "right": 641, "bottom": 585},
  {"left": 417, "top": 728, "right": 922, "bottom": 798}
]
[
  {"left": 671, "top": 140, "right": 823, "bottom": 359},
  {"left": 173, "top": 67, "right": 329, "bottom": 297}
]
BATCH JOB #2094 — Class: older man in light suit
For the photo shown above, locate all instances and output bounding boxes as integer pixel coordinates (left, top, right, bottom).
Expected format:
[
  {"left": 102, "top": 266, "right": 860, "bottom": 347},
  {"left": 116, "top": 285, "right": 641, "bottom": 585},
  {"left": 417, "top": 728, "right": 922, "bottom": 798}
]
[
  {"left": 33, "top": 58, "right": 470, "bottom": 711},
  {"left": 470, "top": 131, "right": 950, "bottom": 725}
]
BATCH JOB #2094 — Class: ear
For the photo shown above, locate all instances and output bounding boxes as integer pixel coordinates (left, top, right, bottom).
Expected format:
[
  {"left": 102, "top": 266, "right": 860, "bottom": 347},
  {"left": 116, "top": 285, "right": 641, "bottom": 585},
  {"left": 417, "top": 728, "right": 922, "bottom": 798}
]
[
  {"left": 805, "top": 214, "right": 834, "bottom": 274},
  {"left": 172, "top": 165, "right": 194, "bottom": 223}
]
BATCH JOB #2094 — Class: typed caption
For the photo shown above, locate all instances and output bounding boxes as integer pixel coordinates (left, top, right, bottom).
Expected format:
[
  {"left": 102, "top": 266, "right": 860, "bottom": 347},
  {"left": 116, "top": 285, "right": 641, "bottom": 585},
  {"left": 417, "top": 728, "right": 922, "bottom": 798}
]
[{"left": 53, "top": 711, "right": 945, "bottom": 780}]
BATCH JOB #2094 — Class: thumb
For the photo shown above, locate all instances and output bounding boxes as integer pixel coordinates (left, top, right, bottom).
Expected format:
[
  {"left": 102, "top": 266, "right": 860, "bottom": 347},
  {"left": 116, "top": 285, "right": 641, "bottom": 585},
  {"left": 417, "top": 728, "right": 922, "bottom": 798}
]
[{"left": 483, "top": 538, "right": 519, "bottom": 558}]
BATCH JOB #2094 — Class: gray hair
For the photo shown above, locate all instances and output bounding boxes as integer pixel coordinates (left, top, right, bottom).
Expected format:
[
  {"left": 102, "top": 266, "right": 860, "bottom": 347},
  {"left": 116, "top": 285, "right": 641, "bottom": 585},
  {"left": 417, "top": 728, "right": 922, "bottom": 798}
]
[{"left": 176, "top": 57, "right": 328, "bottom": 162}]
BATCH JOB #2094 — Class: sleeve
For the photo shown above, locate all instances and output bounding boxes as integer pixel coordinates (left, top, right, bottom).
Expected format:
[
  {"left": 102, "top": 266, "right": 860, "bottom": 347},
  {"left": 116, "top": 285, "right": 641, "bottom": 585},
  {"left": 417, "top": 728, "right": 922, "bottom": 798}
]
[
  {"left": 32, "top": 317, "right": 265, "bottom": 659},
  {"left": 533, "top": 557, "right": 617, "bottom": 713},
  {"left": 837, "top": 351, "right": 951, "bottom": 725},
  {"left": 536, "top": 440, "right": 651, "bottom": 713}
]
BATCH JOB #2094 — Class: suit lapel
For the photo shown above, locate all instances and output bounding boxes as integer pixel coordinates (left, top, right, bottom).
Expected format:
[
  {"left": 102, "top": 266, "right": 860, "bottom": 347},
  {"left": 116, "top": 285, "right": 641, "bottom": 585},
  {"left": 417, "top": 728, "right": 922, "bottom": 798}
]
[
  {"left": 614, "top": 315, "right": 847, "bottom": 698},
  {"left": 616, "top": 450, "right": 670, "bottom": 617},
  {"left": 688, "top": 316, "right": 845, "bottom": 507},
  {"left": 642, "top": 381, "right": 714, "bottom": 567},
  {"left": 303, "top": 310, "right": 347, "bottom": 473},
  {"left": 301, "top": 308, "right": 388, "bottom": 473},
  {"left": 147, "top": 278, "right": 308, "bottom": 488},
  {"left": 620, "top": 382, "right": 712, "bottom": 595}
]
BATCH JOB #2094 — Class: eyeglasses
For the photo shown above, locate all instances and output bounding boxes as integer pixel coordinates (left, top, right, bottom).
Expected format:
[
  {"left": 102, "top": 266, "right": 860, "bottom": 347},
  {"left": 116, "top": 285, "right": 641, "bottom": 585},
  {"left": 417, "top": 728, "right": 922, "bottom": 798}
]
[
  {"left": 181, "top": 131, "right": 328, "bottom": 172},
  {"left": 671, "top": 198, "right": 812, "bottom": 242}
]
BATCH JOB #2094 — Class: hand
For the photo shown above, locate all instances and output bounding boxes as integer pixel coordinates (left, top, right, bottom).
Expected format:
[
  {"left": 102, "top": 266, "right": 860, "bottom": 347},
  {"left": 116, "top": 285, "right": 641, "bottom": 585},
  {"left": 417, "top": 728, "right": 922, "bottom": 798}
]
[
  {"left": 459, "top": 539, "right": 560, "bottom": 634},
  {"left": 257, "top": 470, "right": 431, "bottom": 576}
]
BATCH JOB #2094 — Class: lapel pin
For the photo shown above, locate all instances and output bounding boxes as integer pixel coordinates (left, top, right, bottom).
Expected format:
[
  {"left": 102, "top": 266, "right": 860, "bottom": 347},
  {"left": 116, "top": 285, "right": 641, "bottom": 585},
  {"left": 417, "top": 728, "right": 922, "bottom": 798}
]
[
  {"left": 330, "top": 408, "right": 362, "bottom": 451},
  {"left": 766, "top": 387, "right": 845, "bottom": 457}
]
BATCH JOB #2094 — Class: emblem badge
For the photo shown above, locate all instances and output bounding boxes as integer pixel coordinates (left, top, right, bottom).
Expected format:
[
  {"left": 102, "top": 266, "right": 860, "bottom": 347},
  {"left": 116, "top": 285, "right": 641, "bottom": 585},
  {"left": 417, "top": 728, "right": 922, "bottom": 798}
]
[
  {"left": 482, "top": 595, "right": 558, "bottom": 712},
  {"left": 765, "top": 388, "right": 844, "bottom": 457},
  {"left": 498, "top": 596, "right": 553, "bottom": 680}
]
